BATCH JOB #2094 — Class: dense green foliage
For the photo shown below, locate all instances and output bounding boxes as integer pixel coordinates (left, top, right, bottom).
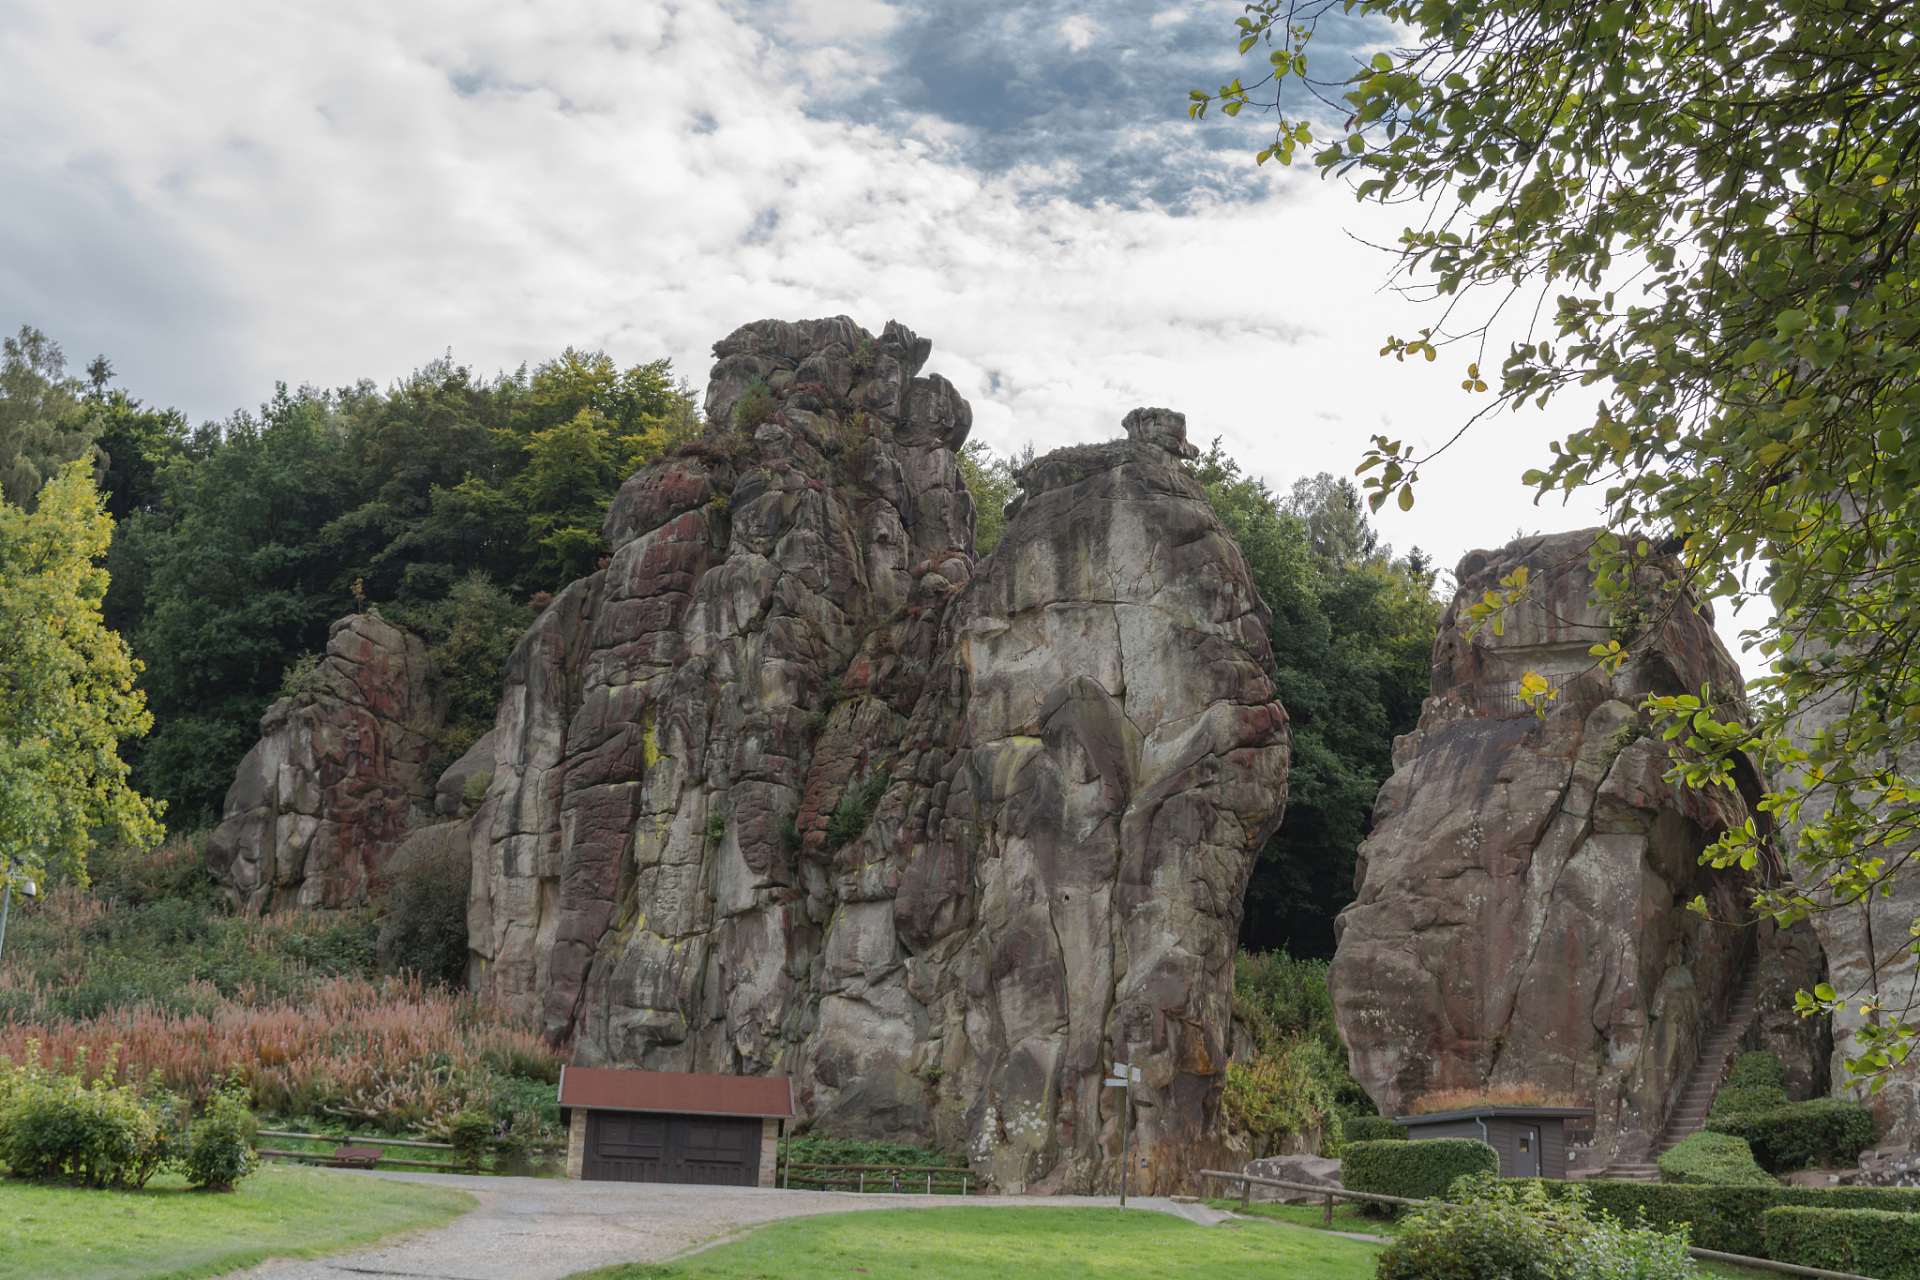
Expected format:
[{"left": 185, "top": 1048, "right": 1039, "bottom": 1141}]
[
  {"left": 1341, "top": 1137, "right": 1498, "bottom": 1212},
  {"left": 1226, "top": 951, "right": 1373, "bottom": 1150},
  {"left": 1194, "top": 0, "right": 1920, "bottom": 1082},
  {"left": 1192, "top": 446, "right": 1441, "bottom": 957},
  {"left": 179, "top": 1080, "right": 261, "bottom": 1191},
  {"left": 1764, "top": 1206, "right": 1920, "bottom": 1280},
  {"left": 1728, "top": 1051, "right": 1787, "bottom": 1090},
  {"left": 0, "top": 1056, "right": 176, "bottom": 1188},
  {"left": 955, "top": 439, "right": 1021, "bottom": 556},
  {"left": 1376, "top": 1174, "right": 1698, "bottom": 1280},
  {"left": 0, "top": 462, "right": 162, "bottom": 884},
  {"left": 1342, "top": 1115, "right": 1404, "bottom": 1143},
  {"left": 1515, "top": 1178, "right": 1920, "bottom": 1259},
  {"left": 374, "top": 837, "right": 471, "bottom": 987},
  {"left": 1704, "top": 1095, "right": 1875, "bottom": 1172},
  {"left": 1657, "top": 1132, "right": 1774, "bottom": 1187},
  {"left": 0, "top": 328, "right": 699, "bottom": 826}
]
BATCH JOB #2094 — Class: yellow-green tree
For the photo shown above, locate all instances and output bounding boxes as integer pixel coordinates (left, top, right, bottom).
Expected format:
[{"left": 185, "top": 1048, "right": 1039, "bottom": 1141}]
[{"left": 0, "top": 460, "right": 162, "bottom": 883}]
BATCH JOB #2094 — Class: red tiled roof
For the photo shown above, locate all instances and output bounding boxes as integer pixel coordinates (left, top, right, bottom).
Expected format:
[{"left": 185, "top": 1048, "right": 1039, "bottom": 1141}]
[{"left": 557, "top": 1066, "right": 794, "bottom": 1118}]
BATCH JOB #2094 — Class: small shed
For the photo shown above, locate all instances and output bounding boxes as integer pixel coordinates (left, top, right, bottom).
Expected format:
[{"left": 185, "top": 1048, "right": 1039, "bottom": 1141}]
[
  {"left": 1394, "top": 1106, "right": 1595, "bottom": 1179},
  {"left": 557, "top": 1066, "right": 794, "bottom": 1187}
]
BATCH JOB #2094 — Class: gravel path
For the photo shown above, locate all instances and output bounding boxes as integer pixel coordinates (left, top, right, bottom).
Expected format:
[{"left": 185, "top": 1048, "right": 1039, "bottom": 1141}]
[{"left": 221, "top": 1171, "right": 1237, "bottom": 1280}]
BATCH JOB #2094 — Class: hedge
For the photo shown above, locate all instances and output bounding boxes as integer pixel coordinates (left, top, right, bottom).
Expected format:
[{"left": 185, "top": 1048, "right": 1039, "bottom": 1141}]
[
  {"left": 1764, "top": 1207, "right": 1920, "bottom": 1280},
  {"left": 1342, "top": 1138, "right": 1498, "bottom": 1214},
  {"left": 1342, "top": 1116, "right": 1406, "bottom": 1144},
  {"left": 1710, "top": 1084, "right": 1792, "bottom": 1116},
  {"left": 1513, "top": 1179, "right": 1920, "bottom": 1258},
  {"left": 1728, "top": 1050, "right": 1787, "bottom": 1089},
  {"left": 1656, "top": 1132, "right": 1775, "bottom": 1186},
  {"left": 1705, "top": 1096, "right": 1876, "bottom": 1171}
]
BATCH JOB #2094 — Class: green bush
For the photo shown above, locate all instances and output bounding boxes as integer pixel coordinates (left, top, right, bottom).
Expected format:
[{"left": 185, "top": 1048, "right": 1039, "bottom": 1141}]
[
  {"left": 1511, "top": 1177, "right": 1920, "bottom": 1258},
  {"left": 1710, "top": 1084, "right": 1791, "bottom": 1116},
  {"left": 1727, "top": 1050, "right": 1787, "bottom": 1088},
  {"left": 1342, "top": 1115, "right": 1405, "bottom": 1144},
  {"left": 0, "top": 1058, "right": 175, "bottom": 1188},
  {"left": 449, "top": 1109, "right": 492, "bottom": 1167},
  {"left": 1657, "top": 1131, "right": 1775, "bottom": 1186},
  {"left": 1765, "top": 1206, "right": 1920, "bottom": 1280},
  {"left": 181, "top": 1081, "right": 259, "bottom": 1191},
  {"left": 1342, "top": 1138, "right": 1499, "bottom": 1214},
  {"left": 1705, "top": 1096, "right": 1875, "bottom": 1171},
  {"left": 375, "top": 835, "right": 470, "bottom": 986},
  {"left": 1376, "top": 1174, "right": 1696, "bottom": 1280}
]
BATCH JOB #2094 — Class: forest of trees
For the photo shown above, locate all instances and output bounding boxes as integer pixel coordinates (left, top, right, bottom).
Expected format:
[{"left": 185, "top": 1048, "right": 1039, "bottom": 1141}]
[{"left": 3, "top": 325, "right": 1440, "bottom": 952}]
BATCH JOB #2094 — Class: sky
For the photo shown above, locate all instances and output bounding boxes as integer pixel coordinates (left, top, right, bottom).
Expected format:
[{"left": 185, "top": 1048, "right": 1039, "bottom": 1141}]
[{"left": 5, "top": 0, "right": 1757, "bottom": 660}]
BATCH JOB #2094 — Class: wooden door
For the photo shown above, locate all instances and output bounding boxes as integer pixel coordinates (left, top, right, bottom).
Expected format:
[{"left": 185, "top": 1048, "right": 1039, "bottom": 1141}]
[
  {"left": 583, "top": 1111, "right": 669, "bottom": 1182},
  {"left": 582, "top": 1111, "right": 762, "bottom": 1185}
]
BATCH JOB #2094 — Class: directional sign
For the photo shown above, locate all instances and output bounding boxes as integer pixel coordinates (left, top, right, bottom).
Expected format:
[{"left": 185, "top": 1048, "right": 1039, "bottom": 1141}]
[{"left": 1103, "top": 1077, "right": 1128, "bottom": 1087}]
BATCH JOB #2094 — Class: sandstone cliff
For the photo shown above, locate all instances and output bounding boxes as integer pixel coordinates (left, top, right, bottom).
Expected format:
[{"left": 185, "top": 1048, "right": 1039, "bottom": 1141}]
[
  {"left": 462, "top": 318, "right": 1292, "bottom": 1192},
  {"left": 1328, "top": 530, "right": 1768, "bottom": 1162},
  {"left": 206, "top": 612, "right": 443, "bottom": 912}
]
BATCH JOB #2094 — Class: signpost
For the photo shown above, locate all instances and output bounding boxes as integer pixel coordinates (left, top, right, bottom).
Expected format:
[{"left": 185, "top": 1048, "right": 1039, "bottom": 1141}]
[{"left": 1103, "top": 1062, "right": 1142, "bottom": 1209}]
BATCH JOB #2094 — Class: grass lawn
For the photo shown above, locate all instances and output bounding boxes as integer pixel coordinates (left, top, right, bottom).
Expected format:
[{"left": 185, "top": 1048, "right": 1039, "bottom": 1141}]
[
  {"left": 0, "top": 1164, "right": 474, "bottom": 1280},
  {"left": 569, "top": 1205, "right": 1382, "bottom": 1280},
  {"left": 1203, "top": 1197, "right": 1391, "bottom": 1234}
]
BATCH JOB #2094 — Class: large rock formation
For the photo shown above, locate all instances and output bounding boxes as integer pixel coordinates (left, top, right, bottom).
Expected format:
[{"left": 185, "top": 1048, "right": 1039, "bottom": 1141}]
[
  {"left": 206, "top": 612, "right": 443, "bottom": 912},
  {"left": 1328, "top": 530, "right": 1770, "bottom": 1162},
  {"left": 464, "top": 317, "right": 1292, "bottom": 1193}
]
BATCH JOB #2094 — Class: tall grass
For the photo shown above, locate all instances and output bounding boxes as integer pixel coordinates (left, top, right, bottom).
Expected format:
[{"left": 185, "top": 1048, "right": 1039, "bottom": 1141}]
[{"left": 0, "top": 834, "right": 561, "bottom": 1144}]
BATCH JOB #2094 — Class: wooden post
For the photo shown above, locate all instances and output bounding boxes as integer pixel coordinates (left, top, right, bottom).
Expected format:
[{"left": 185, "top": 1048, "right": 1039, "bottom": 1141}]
[
  {"left": 1324, "top": 1191, "right": 1333, "bottom": 1226},
  {"left": 1240, "top": 1176, "right": 1250, "bottom": 1211},
  {"left": 859, "top": 1172, "right": 865, "bottom": 1194},
  {"left": 926, "top": 1173, "right": 932, "bottom": 1195}
]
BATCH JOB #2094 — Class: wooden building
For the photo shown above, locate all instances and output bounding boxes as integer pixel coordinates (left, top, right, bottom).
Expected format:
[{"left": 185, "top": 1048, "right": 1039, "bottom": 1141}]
[
  {"left": 558, "top": 1066, "right": 794, "bottom": 1187},
  {"left": 1394, "top": 1105, "right": 1594, "bottom": 1179}
]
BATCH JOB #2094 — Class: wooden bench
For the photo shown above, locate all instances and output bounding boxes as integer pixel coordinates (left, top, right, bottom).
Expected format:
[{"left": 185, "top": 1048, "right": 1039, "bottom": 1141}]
[{"left": 331, "top": 1145, "right": 384, "bottom": 1169}]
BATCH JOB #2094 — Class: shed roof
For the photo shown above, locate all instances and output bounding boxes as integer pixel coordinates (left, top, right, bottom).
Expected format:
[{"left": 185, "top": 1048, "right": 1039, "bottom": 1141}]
[
  {"left": 557, "top": 1066, "right": 795, "bottom": 1118},
  {"left": 1396, "top": 1106, "right": 1594, "bottom": 1125}
]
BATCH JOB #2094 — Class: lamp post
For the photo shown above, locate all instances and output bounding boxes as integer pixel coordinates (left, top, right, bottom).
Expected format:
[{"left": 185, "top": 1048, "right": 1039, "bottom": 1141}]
[
  {"left": 0, "top": 858, "right": 38, "bottom": 961},
  {"left": 1103, "top": 1061, "right": 1142, "bottom": 1209}
]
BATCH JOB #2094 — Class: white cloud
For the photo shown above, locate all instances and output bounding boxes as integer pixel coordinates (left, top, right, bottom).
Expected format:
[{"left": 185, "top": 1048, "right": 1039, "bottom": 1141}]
[
  {"left": 0, "top": 0, "right": 1648, "bottom": 638},
  {"left": 1058, "top": 14, "right": 1098, "bottom": 51}
]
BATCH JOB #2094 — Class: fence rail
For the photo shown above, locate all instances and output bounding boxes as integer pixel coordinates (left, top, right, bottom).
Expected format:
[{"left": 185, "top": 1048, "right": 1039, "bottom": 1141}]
[{"left": 1199, "top": 1172, "right": 1880, "bottom": 1280}]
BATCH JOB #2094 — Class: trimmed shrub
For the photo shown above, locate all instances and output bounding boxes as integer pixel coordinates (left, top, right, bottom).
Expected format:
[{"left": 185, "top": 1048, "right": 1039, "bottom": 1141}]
[
  {"left": 1510, "top": 1178, "right": 1920, "bottom": 1258},
  {"left": 1342, "top": 1115, "right": 1405, "bottom": 1144},
  {"left": 449, "top": 1109, "right": 492, "bottom": 1167},
  {"left": 1765, "top": 1206, "right": 1920, "bottom": 1280},
  {"left": 1710, "top": 1084, "right": 1791, "bottom": 1116},
  {"left": 1657, "top": 1131, "right": 1774, "bottom": 1186},
  {"left": 181, "top": 1082, "right": 259, "bottom": 1191},
  {"left": 1728, "top": 1050, "right": 1787, "bottom": 1089},
  {"left": 1705, "top": 1095, "right": 1875, "bottom": 1171},
  {"left": 1343, "top": 1138, "right": 1499, "bottom": 1214}
]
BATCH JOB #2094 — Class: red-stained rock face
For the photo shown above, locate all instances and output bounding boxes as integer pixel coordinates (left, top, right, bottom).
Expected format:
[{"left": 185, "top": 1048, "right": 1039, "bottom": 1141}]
[
  {"left": 1328, "top": 530, "right": 1786, "bottom": 1163},
  {"left": 206, "top": 612, "right": 443, "bottom": 912},
  {"left": 461, "top": 319, "right": 1292, "bottom": 1195}
]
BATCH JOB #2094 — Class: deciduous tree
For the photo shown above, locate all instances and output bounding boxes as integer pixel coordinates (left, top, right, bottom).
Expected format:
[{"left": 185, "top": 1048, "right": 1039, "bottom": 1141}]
[
  {"left": 1193, "top": 0, "right": 1920, "bottom": 1078},
  {"left": 0, "top": 461, "right": 162, "bottom": 883}
]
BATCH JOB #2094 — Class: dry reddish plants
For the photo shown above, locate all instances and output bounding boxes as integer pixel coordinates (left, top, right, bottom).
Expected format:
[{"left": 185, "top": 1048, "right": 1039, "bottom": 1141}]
[
  {"left": 1408, "top": 1084, "right": 1588, "bottom": 1115},
  {"left": 0, "top": 972, "right": 556, "bottom": 1137}
]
